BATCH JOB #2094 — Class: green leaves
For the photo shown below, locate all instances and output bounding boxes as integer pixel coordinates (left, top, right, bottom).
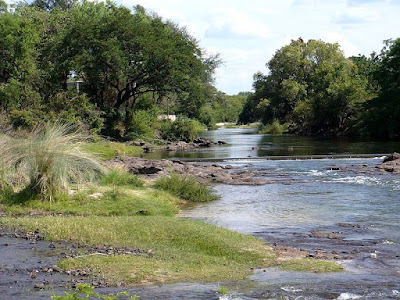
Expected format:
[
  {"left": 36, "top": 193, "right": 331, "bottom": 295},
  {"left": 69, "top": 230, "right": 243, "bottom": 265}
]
[
  {"left": 241, "top": 38, "right": 370, "bottom": 135},
  {"left": 0, "top": 1, "right": 219, "bottom": 135}
]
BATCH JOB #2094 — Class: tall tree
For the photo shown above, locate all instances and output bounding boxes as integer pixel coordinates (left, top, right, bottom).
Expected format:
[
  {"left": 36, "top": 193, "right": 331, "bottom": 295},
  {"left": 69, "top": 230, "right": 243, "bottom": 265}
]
[{"left": 240, "top": 38, "right": 370, "bottom": 135}]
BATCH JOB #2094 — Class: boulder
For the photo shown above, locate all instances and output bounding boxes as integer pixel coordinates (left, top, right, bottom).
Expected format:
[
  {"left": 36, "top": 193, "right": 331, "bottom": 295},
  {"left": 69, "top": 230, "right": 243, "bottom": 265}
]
[{"left": 376, "top": 152, "right": 400, "bottom": 173}]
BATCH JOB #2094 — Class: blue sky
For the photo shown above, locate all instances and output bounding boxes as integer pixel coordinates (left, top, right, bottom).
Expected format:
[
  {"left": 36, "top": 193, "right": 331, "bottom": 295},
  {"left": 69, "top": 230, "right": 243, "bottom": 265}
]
[{"left": 120, "top": 0, "right": 400, "bottom": 95}]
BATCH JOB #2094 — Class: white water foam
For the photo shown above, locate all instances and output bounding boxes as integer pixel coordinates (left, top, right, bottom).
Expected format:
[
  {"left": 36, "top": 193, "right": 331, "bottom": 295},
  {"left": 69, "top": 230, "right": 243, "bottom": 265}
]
[
  {"left": 336, "top": 293, "right": 362, "bottom": 300},
  {"left": 331, "top": 175, "right": 380, "bottom": 186},
  {"left": 219, "top": 295, "right": 243, "bottom": 300},
  {"left": 281, "top": 286, "right": 303, "bottom": 293}
]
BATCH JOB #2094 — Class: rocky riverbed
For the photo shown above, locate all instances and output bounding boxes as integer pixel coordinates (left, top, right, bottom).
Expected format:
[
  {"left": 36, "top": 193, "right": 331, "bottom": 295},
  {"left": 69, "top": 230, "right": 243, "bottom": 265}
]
[
  {"left": 106, "top": 156, "right": 274, "bottom": 185},
  {"left": 324, "top": 152, "right": 400, "bottom": 175}
]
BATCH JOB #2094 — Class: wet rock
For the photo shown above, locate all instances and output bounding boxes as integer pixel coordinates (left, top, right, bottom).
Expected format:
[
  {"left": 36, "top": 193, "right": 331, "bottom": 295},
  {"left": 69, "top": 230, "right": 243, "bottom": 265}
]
[
  {"left": 34, "top": 283, "right": 45, "bottom": 289},
  {"left": 309, "top": 231, "right": 342, "bottom": 239},
  {"left": 376, "top": 152, "right": 400, "bottom": 173},
  {"left": 274, "top": 246, "right": 310, "bottom": 258}
]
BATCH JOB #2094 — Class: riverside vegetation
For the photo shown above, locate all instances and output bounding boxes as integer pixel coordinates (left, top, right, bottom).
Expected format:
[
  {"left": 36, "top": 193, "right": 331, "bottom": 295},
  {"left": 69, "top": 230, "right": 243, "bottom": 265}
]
[{"left": 0, "top": 123, "right": 342, "bottom": 293}]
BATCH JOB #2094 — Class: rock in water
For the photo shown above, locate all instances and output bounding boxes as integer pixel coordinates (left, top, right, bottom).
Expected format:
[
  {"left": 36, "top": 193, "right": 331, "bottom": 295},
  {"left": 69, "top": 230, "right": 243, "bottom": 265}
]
[{"left": 377, "top": 152, "right": 400, "bottom": 173}]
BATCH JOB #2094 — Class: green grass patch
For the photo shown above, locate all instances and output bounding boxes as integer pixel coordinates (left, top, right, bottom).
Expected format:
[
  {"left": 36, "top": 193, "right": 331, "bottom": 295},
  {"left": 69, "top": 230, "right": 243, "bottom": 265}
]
[
  {"left": 154, "top": 173, "right": 219, "bottom": 202},
  {"left": 1, "top": 215, "right": 278, "bottom": 284},
  {"left": 279, "top": 258, "right": 344, "bottom": 273},
  {"left": 1, "top": 187, "right": 180, "bottom": 217},
  {"left": 100, "top": 170, "right": 143, "bottom": 187},
  {"left": 82, "top": 141, "right": 143, "bottom": 160}
]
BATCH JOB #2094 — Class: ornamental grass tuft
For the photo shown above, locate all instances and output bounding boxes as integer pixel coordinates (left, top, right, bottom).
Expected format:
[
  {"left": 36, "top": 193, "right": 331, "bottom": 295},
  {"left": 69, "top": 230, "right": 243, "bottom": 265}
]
[{"left": 0, "top": 122, "right": 105, "bottom": 202}]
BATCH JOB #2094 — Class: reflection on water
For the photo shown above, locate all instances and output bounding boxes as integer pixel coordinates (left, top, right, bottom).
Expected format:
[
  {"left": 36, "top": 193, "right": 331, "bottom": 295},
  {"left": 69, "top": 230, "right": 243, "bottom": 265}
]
[{"left": 143, "top": 128, "right": 400, "bottom": 160}]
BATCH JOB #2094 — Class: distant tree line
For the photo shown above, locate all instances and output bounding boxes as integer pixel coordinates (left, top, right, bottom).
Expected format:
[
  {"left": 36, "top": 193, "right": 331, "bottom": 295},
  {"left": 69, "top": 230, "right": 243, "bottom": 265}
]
[{"left": 239, "top": 38, "right": 400, "bottom": 139}]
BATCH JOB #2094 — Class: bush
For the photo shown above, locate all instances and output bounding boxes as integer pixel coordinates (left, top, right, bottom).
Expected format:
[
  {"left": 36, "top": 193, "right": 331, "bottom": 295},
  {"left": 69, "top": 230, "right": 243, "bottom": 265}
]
[
  {"left": 154, "top": 173, "right": 219, "bottom": 202},
  {"left": 0, "top": 122, "right": 105, "bottom": 201},
  {"left": 124, "top": 109, "right": 159, "bottom": 141},
  {"left": 160, "top": 117, "right": 205, "bottom": 142},
  {"left": 259, "top": 119, "right": 288, "bottom": 134}
]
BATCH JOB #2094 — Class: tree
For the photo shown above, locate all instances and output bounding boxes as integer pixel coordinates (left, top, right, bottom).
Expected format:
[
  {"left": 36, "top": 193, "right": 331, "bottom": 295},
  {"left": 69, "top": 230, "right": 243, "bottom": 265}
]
[
  {"left": 365, "top": 39, "right": 400, "bottom": 139},
  {"left": 240, "top": 38, "right": 370, "bottom": 135},
  {"left": 0, "top": 1, "right": 220, "bottom": 136}
]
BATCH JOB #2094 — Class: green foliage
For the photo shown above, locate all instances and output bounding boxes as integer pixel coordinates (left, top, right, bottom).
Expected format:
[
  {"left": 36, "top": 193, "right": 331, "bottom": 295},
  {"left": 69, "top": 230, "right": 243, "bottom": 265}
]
[
  {"left": 259, "top": 119, "right": 288, "bottom": 134},
  {"left": 364, "top": 39, "right": 400, "bottom": 139},
  {"left": 0, "top": 122, "right": 104, "bottom": 201},
  {"left": 240, "top": 39, "right": 370, "bottom": 135},
  {"left": 154, "top": 173, "right": 219, "bottom": 202},
  {"left": 160, "top": 117, "right": 204, "bottom": 142},
  {"left": 100, "top": 170, "right": 143, "bottom": 187},
  {"left": 0, "top": 1, "right": 220, "bottom": 138},
  {"left": 215, "top": 285, "right": 229, "bottom": 295},
  {"left": 51, "top": 283, "right": 138, "bottom": 300},
  {"left": 124, "top": 109, "right": 159, "bottom": 141},
  {"left": 201, "top": 90, "right": 248, "bottom": 126}
]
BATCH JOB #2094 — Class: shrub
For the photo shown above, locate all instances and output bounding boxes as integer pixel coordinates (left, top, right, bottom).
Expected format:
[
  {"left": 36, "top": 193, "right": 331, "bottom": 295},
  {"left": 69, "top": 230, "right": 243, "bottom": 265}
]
[
  {"left": 160, "top": 117, "right": 204, "bottom": 142},
  {"left": 154, "top": 173, "right": 219, "bottom": 202},
  {"left": 259, "top": 119, "right": 288, "bottom": 134},
  {"left": 0, "top": 122, "right": 105, "bottom": 201},
  {"left": 124, "top": 109, "right": 159, "bottom": 141}
]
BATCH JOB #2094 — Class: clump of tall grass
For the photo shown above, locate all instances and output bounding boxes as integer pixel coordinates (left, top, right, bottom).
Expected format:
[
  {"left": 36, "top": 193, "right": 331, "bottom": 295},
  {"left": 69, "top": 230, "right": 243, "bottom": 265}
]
[
  {"left": 259, "top": 119, "right": 288, "bottom": 134},
  {"left": 100, "top": 169, "right": 143, "bottom": 187},
  {"left": 154, "top": 173, "right": 219, "bottom": 202},
  {"left": 0, "top": 122, "right": 105, "bottom": 202}
]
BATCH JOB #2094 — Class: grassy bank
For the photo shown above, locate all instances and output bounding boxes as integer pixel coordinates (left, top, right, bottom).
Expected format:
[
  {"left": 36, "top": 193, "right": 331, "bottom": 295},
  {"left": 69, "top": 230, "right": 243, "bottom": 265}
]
[
  {"left": 0, "top": 180, "right": 343, "bottom": 286},
  {"left": 82, "top": 141, "right": 143, "bottom": 160}
]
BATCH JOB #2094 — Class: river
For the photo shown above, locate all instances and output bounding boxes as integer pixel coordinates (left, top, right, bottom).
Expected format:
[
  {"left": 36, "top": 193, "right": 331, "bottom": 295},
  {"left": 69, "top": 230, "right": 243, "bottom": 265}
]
[{"left": 154, "top": 128, "right": 400, "bottom": 299}]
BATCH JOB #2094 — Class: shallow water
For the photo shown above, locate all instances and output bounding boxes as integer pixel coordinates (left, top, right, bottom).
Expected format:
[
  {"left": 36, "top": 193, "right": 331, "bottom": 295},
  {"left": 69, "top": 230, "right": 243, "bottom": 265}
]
[
  {"left": 179, "top": 157, "right": 400, "bottom": 299},
  {"left": 144, "top": 128, "right": 400, "bottom": 160}
]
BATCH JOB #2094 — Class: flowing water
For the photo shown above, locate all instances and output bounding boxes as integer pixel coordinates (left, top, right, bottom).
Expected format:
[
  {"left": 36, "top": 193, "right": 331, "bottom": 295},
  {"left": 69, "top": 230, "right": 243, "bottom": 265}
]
[
  {"left": 170, "top": 129, "right": 400, "bottom": 299},
  {"left": 3, "top": 129, "right": 400, "bottom": 299}
]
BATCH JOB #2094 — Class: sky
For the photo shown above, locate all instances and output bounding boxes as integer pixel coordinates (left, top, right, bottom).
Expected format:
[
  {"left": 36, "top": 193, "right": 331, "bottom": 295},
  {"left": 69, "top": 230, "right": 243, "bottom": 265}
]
[{"left": 115, "top": 0, "right": 400, "bottom": 95}]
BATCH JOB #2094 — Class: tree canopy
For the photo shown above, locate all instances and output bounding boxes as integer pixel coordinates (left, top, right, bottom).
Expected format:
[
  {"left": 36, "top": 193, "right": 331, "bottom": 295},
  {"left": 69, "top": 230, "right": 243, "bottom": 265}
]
[
  {"left": 239, "top": 39, "right": 370, "bottom": 135},
  {"left": 0, "top": 0, "right": 220, "bottom": 137}
]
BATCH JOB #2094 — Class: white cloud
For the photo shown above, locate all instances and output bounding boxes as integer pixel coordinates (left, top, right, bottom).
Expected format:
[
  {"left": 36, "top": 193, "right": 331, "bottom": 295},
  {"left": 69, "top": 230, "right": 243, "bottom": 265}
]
[
  {"left": 205, "top": 8, "right": 274, "bottom": 40},
  {"left": 323, "top": 32, "right": 361, "bottom": 56},
  {"left": 333, "top": 6, "right": 382, "bottom": 25}
]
